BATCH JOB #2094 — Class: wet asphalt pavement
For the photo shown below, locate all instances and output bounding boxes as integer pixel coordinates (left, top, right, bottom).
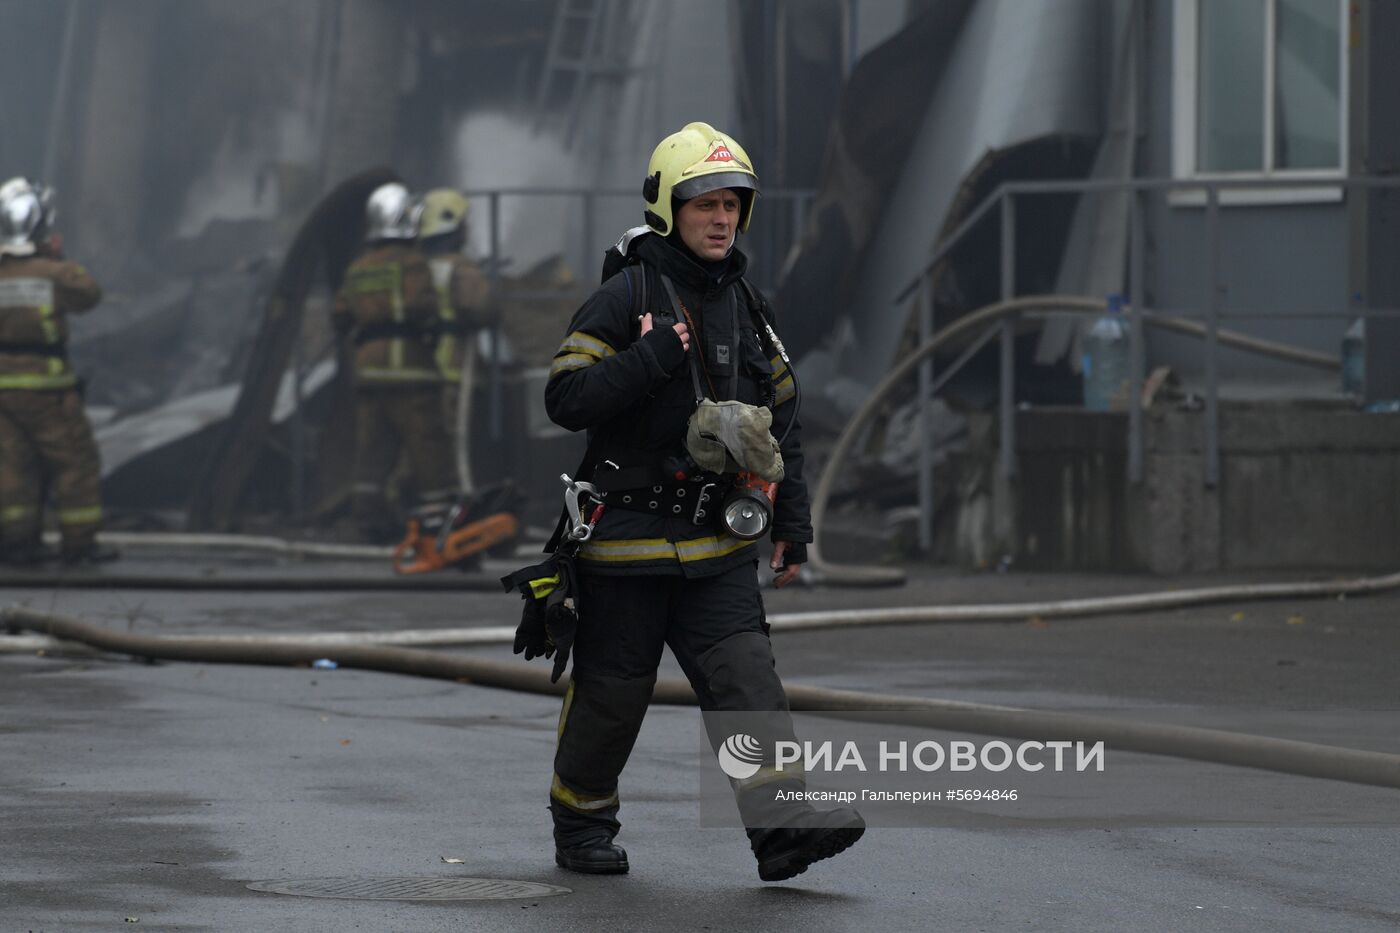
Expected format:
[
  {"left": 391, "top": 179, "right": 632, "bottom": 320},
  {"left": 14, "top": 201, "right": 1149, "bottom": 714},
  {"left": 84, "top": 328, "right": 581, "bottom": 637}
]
[{"left": 2, "top": 550, "right": 1398, "bottom": 931}]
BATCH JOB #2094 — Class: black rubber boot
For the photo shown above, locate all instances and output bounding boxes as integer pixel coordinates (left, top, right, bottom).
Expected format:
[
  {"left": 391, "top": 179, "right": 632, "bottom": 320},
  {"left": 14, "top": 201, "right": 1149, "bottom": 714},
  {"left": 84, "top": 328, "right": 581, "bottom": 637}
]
[
  {"left": 554, "top": 842, "right": 629, "bottom": 875},
  {"left": 550, "top": 800, "right": 629, "bottom": 875},
  {"left": 748, "top": 808, "right": 866, "bottom": 883}
]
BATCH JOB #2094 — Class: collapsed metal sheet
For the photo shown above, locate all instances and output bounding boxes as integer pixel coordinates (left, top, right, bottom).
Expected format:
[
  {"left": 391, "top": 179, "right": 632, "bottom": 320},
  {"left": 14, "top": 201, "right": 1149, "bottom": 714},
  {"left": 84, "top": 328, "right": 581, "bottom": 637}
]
[{"left": 780, "top": 0, "right": 1104, "bottom": 389}]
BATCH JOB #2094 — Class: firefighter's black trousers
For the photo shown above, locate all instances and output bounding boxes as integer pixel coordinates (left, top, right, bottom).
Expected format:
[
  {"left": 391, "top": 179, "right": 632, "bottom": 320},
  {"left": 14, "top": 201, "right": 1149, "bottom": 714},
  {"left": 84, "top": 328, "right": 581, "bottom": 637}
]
[{"left": 550, "top": 559, "right": 801, "bottom": 846}]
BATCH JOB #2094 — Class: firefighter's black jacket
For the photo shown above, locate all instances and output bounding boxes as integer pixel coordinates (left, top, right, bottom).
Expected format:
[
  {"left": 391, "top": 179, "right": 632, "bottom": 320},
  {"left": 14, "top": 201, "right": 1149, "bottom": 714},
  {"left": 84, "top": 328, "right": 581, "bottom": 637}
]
[{"left": 545, "top": 234, "right": 810, "bottom": 577}]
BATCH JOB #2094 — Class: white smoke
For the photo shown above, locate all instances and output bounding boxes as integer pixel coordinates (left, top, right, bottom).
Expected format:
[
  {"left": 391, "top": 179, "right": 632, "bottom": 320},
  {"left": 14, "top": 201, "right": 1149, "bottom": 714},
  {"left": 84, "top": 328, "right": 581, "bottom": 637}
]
[{"left": 451, "top": 111, "right": 581, "bottom": 275}]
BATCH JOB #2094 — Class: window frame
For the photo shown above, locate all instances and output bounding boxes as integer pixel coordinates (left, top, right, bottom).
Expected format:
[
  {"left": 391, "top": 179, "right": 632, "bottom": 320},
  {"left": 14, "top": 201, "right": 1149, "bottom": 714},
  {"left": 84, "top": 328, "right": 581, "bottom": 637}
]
[{"left": 1171, "top": 0, "right": 1349, "bottom": 206}]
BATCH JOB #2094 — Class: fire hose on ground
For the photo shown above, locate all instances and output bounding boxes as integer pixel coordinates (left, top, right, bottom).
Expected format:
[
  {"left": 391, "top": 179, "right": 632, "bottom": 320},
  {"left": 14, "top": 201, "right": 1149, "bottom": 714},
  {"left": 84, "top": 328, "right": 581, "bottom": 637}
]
[{"left": 4, "top": 598, "right": 1400, "bottom": 792}]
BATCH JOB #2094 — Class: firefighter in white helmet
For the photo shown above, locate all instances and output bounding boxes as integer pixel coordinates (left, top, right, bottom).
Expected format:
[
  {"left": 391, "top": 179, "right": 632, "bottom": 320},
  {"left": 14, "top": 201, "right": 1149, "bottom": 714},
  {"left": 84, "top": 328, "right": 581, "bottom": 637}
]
[
  {"left": 331, "top": 183, "right": 458, "bottom": 540},
  {"left": 0, "top": 179, "right": 113, "bottom": 565}
]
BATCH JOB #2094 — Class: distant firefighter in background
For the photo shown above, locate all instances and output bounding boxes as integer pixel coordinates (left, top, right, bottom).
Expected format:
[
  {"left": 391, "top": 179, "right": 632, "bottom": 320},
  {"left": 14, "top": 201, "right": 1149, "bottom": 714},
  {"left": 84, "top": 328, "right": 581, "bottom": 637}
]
[
  {"left": 418, "top": 187, "right": 491, "bottom": 483},
  {"left": 0, "top": 178, "right": 115, "bottom": 566},
  {"left": 332, "top": 182, "right": 458, "bottom": 542}
]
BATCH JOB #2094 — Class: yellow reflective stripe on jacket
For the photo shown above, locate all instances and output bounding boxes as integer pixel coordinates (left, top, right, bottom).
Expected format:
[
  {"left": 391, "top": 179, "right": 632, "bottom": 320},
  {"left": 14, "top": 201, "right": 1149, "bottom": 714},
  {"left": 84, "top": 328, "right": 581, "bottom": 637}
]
[
  {"left": 559, "top": 331, "right": 616, "bottom": 360},
  {"left": 549, "top": 353, "right": 597, "bottom": 377},
  {"left": 770, "top": 356, "right": 795, "bottom": 406},
  {"left": 1, "top": 504, "right": 35, "bottom": 522},
  {"left": 550, "top": 332, "right": 617, "bottom": 378},
  {"left": 577, "top": 534, "right": 752, "bottom": 565},
  {"left": 57, "top": 505, "right": 102, "bottom": 525},
  {"left": 344, "top": 264, "right": 401, "bottom": 294},
  {"left": 773, "top": 370, "right": 795, "bottom": 407},
  {"left": 550, "top": 772, "right": 619, "bottom": 813},
  {"left": 0, "top": 371, "right": 76, "bottom": 390}
]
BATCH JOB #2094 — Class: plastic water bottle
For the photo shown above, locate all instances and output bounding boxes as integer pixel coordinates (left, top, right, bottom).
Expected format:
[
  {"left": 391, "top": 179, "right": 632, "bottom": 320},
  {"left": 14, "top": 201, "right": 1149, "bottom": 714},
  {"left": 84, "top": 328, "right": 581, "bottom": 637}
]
[
  {"left": 1082, "top": 294, "right": 1130, "bottom": 411},
  {"left": 1341, "top": 317, "right": 1365, "bottom": 398}
]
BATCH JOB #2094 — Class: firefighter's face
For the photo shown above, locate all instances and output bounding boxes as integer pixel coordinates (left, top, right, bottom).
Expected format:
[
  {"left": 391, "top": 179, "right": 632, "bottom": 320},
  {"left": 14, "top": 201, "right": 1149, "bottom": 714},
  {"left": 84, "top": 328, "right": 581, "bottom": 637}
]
[{"left": 676, "top": 188, "right": 740, "bottom": 261}]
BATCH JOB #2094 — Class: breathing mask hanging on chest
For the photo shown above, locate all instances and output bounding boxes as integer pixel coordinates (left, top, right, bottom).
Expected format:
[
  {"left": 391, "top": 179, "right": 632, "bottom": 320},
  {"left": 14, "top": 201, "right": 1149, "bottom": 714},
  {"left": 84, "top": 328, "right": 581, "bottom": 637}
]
[{"left": 684, "top": 399, "right": 785, "bottom": 539}]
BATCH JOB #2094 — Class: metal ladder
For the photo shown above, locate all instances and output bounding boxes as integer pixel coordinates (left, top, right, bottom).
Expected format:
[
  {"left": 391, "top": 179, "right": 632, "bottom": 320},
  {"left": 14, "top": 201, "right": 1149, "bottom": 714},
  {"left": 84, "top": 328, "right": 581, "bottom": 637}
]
[{"left": 534, "top": 0, "right": 634, "bottom": 145}]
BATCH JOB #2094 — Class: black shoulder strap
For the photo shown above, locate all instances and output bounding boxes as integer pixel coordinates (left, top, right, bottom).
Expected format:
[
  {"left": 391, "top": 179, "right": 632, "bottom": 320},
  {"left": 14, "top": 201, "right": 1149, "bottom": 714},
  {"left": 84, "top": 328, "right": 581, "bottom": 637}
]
[{"left": 736, "top": 277, "right": 773, "bottom": 329}]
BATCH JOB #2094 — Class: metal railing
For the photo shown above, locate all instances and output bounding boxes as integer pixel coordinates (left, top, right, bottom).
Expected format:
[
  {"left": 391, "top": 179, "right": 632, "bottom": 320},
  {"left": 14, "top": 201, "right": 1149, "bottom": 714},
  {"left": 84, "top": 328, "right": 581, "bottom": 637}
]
[{"left": 892, "top": 175, "right": 1400, "bottom": 552}]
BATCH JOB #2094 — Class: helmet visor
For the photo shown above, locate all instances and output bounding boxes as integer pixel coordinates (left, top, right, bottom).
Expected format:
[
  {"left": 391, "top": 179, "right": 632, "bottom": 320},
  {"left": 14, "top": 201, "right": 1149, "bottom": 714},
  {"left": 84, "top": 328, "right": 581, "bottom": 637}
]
[{"left": 672, "top": 171, "right": 759, "bottom": 203}]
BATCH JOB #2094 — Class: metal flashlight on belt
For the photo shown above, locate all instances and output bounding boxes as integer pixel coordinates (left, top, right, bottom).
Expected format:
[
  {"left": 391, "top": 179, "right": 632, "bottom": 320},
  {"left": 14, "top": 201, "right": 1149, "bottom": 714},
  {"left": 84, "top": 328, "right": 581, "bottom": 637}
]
[{"left": 720, "top": 317, "right": 798, "bottom": 541}]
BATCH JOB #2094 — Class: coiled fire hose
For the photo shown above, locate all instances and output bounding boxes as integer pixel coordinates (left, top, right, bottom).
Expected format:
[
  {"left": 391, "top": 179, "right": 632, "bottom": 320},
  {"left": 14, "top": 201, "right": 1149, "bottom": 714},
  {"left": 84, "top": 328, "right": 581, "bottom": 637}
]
[
  {"left": 807, "top": 294, "right": 1342, "bottom": 586},
  {"left": 4, "top": 601, "right": 1399, "bottom": 791}
]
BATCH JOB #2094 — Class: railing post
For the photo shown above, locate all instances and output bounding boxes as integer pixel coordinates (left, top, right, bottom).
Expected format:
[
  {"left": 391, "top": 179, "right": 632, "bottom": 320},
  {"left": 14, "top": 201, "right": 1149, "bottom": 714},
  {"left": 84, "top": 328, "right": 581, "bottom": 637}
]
[
  {"left": 581, "top": 190, "right": 595, "bottom": 290},
  {"left": 917, "top": 273, "right": 935, "bottom": 552},
  {"left": 290, "top": 316, "right": 305, "bottom": 522},
  {"left": 488, "top": 190, "right": 502, "bottom": 442},
  {"left": 1204, "top": 185, "right": 1220, "bottom": 488},
  {"left": 1128, "top": 187, "right": 1145, "bottom": 484},
  {"left": 999, "top": 193, "right": 1017, "bottom": 480}
]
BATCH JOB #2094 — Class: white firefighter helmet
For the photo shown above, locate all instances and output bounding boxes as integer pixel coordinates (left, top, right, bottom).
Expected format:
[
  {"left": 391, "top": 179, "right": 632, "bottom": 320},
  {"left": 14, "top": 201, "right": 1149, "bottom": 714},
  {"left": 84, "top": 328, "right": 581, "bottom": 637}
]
[
  {"left": 642, "top": 122, "right": 759, "bottom": 236},
  {"left": 0, "top": 179, "right": 47, "bottom": 257},
  {"left": 364, "top": 182, "right": 421, "bottom": 242}
]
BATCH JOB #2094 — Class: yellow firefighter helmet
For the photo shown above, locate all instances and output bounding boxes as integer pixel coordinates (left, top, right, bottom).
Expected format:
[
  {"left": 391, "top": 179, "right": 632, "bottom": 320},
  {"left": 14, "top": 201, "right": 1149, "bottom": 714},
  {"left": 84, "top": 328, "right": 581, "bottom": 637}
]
[
  {"left": 419, "top": 188, "right": 469, "bottom": 239},
  {"left": 643, "top": 122, "right": 759, "bottom": 236}
]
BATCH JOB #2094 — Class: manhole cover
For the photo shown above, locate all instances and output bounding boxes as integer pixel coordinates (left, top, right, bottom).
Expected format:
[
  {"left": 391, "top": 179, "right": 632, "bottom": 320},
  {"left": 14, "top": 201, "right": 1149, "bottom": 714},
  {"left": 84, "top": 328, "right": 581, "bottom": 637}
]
[{"left": 246, "top": 877, "right": 571, "bottom": 901}]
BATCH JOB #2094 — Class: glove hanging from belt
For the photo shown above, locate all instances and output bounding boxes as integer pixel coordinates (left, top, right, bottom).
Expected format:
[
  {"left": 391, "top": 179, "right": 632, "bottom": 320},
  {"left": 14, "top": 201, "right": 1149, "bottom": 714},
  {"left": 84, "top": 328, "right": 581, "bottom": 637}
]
[{"left": 500, "top": 551, "right": 580, "bottom": 684}]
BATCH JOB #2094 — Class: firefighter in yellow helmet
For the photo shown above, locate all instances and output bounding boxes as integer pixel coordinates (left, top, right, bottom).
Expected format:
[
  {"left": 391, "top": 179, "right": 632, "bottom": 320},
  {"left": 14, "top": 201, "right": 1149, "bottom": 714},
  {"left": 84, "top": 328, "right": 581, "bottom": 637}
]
[
  {"left": 522, "top": 123, "right": 863, "bottom": 880},
  {"left": 418, "top": 188, "right": 490, "bottom": 475},
  {"left": 331, "top": 183, "right": 458, "bottom": 541},
  {"left": 0, "top": 179, "right": 114, "bottom": 566}
]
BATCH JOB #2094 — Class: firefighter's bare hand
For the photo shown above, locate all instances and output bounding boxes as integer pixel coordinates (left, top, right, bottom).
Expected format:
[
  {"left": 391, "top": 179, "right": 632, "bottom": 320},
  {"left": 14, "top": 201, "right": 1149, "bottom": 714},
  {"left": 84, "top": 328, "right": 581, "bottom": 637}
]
[{"left": 770, "top": 541, "right": 801, "bottom": 588}]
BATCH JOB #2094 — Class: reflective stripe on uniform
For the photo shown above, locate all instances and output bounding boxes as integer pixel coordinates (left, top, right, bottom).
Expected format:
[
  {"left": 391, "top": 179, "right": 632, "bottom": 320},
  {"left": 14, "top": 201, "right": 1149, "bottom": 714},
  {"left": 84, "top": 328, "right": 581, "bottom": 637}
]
[
  {"left": 548, "top": 332, "right": 617, "bottom": 379},
  {"left": 577, "top": 534, "right": 751, "bottom": 565},
  {"left": 550, "top": 772, "right": 619, "bottom": 813},
  {"left": 529, "top": 572, "right": 562, "bottom": 600},
  {"left": 0, "top": 371, "right": 76, "bottom": 389},
  {"left": 770, "top": 356, "right": 794, "bottom": 406},
  {"left": 1, "top": 504, "right": 35, "bottom": 523},
  {"left": 57, "top": 505, "right": 102, "bottom": 525},
  {"left": 674, "top": 534, "right": 753, "bottom": 563},
  {"left": 344, "top": 265, "right": 401, "bottom": 294},
  {"left": 549, "top": 353, "right": 597, "bottom": 377},
  {"left": 0, "top": 277, "right": 70, "bottom": 384}
]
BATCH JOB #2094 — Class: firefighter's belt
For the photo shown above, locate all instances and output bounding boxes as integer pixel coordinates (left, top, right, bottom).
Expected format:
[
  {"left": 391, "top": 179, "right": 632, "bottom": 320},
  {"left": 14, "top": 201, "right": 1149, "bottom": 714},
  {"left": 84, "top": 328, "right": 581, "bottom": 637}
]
[
  {"left": 0, "top": 342, "right": 66, "bottom": 358},
  {"left": 600, "top": 479, "right": 729, "bottom": 526},
  {"left": 353, "top": 321, "right": 440, "bottom": 345},
  {"left": 501, "top": 551, "right": 580, "bottom": 684}
]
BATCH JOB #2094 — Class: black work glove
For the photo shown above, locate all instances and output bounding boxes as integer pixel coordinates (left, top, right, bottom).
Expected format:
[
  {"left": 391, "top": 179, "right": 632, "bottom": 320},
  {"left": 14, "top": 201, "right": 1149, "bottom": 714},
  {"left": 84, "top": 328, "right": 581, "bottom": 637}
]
[
  {"left": 542, "top": 601, "right": 578, "bottom": 684},
  {"left": 512, "top": 597, "right": 552, "bottom": 661}
]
